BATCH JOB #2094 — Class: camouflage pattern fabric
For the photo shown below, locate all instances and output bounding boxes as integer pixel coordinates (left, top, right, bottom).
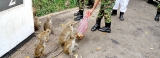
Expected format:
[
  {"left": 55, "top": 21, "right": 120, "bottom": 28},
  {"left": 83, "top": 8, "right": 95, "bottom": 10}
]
[
  {"left": 157, "top": 3, "right": 160, "bottom": 12},
  {"left": 97, "top": 0, "right": 115, "bottom": 23},
  {"left": 88, "top": 0, "right": 94, "bottom": 4},
  {"left": 77, "top": 0, "right": 84, "bottom": 10}
]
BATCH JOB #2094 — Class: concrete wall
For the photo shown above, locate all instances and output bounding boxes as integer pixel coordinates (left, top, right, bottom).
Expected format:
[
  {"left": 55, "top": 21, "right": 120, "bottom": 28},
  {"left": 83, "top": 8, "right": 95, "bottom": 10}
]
[{"left": 0, "top": 0, "right": 34, "bottom": 57}]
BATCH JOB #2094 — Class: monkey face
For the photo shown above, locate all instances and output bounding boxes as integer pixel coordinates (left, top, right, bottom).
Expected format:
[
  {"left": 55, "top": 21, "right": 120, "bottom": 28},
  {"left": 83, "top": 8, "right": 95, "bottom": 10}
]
[
  {"left": 47, "top": 15, "right": 52, "bottom": 20},
  {"left": 46, "top": 29, "right": 51, "bottom": 34},
  {"left": 69, "top": 21, "right": 78, "bottom": 27},
  {"left": 34, "top": 16, "right": 38, "bottom": 19}
]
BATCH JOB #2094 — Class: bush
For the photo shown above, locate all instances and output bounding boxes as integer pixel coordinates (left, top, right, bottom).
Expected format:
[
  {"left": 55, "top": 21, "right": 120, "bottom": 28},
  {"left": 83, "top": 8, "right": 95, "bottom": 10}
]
[{"left": 32, "top": 0, "right": 78, "bottom": 17}]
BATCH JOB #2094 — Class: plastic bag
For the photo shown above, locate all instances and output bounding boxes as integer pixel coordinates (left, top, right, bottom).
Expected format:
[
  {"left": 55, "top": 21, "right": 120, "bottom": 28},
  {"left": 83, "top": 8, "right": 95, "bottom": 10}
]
[{"left": 76, "top": 12, "right": 90, "bottom": 39}]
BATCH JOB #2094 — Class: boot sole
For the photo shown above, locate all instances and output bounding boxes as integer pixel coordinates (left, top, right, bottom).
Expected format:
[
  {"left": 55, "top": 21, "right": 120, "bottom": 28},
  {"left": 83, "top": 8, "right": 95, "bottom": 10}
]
[
  {"left": 99, "top": 30, "right": 111, "bottom": 33},
  {"left": 91, "top": 27, "right": 100, "bottom": 31},
  {"left": 99, "top": 29, "right": 111, "bottom": 33},
  {"left": 119, "top": 17, "right": 124, "bottom": 21},
  {"left": 91, "top": 28, "right": 99, "bottom": 31},
  {"left": 111, "top": 14, "right": 117, "bottom": 16},
  {"left": 74, "top": 14, "right": 79, "bottom": 16}
]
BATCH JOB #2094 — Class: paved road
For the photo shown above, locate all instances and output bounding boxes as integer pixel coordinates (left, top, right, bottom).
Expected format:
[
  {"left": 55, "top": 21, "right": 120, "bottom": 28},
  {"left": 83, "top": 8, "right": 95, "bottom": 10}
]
[{"left": 8, "top": 0, "right": 160, "bottom": 58}]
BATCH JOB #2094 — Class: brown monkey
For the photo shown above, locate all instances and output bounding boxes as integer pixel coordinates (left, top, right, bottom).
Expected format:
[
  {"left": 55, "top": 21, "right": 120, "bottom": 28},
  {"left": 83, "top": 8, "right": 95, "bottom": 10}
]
[
  {"left": 59, "top": 21, "right": 78, "bottom": 45},
  {"left": 63, "top": 35, "right": 78, "bottom": 57},
  {"left": 34, "top": 29, "right": 51, "bottom": 58},
  {"left": 37, "top": 29, "right": 50, "bottom": 42},
  {"left": 34, "top": 38, "right": 46, "bottom": 58},
  {"left": 44, "top": 16, "right": 53, "bottom": 34},
  {"left": 33, "top": 7, "right": 36, "bottom": 16},
  {"left": 65, "top": 0, "right": 70, "bottom": 8},
  {"left": 34, "top": 16, "right": 41, "bottom": 31},
  {"left": 52, "top": 21, "right": 78, "bottom": 58},
  {"left": 53, "top": 33, "right": 78, "bottom": 58}
]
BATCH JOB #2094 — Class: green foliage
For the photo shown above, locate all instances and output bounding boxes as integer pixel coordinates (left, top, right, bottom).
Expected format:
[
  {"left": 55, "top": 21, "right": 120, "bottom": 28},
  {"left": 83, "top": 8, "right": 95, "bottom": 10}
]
[{"left": 32, "top": 0, "right": 78, "bottom": 17}]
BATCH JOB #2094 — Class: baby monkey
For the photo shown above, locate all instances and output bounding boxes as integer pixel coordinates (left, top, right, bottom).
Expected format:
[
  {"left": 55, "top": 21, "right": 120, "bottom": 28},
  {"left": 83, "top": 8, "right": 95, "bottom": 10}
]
[
  {"left": 53, "top": 33, "right": 78, "bottom": 58},
  {"left": 64, "top": 35, "right": 78, "bottom": 58},
  {"left": 44, "top": 16, "right": 53, "bottom": 34}
]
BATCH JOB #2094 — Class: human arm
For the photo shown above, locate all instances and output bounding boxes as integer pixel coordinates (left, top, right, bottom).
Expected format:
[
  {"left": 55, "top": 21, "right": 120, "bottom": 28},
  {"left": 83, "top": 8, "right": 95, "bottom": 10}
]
[{"left": 88, "top": 0, "right": 100, "bottom": 16}]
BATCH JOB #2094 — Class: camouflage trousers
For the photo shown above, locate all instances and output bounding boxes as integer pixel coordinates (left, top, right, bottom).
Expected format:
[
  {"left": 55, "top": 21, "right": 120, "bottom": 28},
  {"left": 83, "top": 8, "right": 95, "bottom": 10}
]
[
  {"left": 88, "top": 0, "right": 94, "bottom": 4},
  {"left": 97, "top": 0, "right": 115, "bottom": 23},
  {"left": 157, "top": 3, "right": 160, "bottom": 12},
  {"left": 77, "top": 0, "right": 84, "bottom": 10}
]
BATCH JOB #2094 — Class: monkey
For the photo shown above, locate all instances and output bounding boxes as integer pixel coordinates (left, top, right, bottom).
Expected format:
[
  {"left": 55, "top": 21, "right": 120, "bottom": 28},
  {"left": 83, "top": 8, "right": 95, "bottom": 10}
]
[
  {"left": 34, "top": 16, "right": 41, "bottom": 31},
  {"left": 53, "top": 33, "right": 78, "bottom": 58},
  {"left": 65, "top": 0, "right": 70, "bottom": 9},
  {"left": 49, "top": 21, "right": 78, "bottom": 57},
  {"left": 59, "top": 21, "right": 78, "bottom": 46},
  {"left": 44, "top": 16, "right": 53, "bottom": 34},
  {"left": 34, "top": 29, "right": 51, "bottom": 58},
  {"left": 33, "top": 7, "right": 36, "bottom": 16},
  {"left": 34, "top": 38, "right": 46, "bottom": 58},
  {"left": 63, "top": 35, "right": 78, "bottom": 58},
  {"left": 37, "top": 29, "right": 50, "bottom": 42}
]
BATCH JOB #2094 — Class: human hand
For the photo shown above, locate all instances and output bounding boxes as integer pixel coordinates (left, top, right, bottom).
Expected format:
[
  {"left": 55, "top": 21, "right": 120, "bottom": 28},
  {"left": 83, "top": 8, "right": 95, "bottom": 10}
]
[
  {"left": 89, "top": 9, "right": 93, "bottom": 16},
  {"left": 86, "top": 9, "right": 94, "bottom": 17},
  {"left": 86, "top": 11, "right": 91, "bottom": 18}
]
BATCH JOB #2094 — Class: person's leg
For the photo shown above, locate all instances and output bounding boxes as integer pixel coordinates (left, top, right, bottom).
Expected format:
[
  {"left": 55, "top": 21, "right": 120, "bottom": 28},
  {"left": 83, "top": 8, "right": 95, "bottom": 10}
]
[
  {"left": 74, "top": 0, "right": 84, "bottom": 21},
  {"left": 86, "top": 0, "right": 94, "bottom": 8},
  {"left": 111, "top": 0, "right": 120, "bottom": 16},
  {"left": 155, "top": 3, "right": 160, "bottom": 21},
  {"left": 91, "top": 5, "right": 104, "bottom": 31},
  {"left": 99, "top": 10, "right": 112, "bottom": 33},
  {"left": 74, "top": 0, "right": 80, "bottom": 16},
  {"left": 119, "top": 0, "right": 129, "bottom": 21},
  {"left": 86, "top": 0, "right": 94, "bottom": 6},
  {"left": 99, "top": 0, "right": 115, "bottom": 33}
]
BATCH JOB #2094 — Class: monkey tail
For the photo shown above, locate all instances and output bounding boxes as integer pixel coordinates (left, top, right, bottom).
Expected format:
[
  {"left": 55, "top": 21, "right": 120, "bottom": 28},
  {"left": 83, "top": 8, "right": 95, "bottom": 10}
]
[
  {"left": 52, "top": 43, "right": 61, "bottom": 53},
  {"left": 46, "top": 43, "right": 60, "bottom": 56},
  {"left": 52, "top": 49, "right": 63, "bottom": 58}
]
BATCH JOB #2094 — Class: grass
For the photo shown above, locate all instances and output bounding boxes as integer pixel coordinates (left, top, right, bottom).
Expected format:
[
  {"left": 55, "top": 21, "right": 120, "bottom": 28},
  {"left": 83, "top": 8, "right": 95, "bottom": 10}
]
[{"left": 32, "top": 0, "right": 78, "bottom": 17}]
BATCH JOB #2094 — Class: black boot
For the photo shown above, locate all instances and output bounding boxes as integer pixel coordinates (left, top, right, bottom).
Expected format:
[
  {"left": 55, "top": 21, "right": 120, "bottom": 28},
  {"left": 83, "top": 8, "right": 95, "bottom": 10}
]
[
  {"left": 99, "top": 23, "right": 111, "bottom": 33},
  {"left": 74, "top": 11, "right": 80, "bottom": 16},
  {"left": 155, "top": 11, "right": 160, "bottom": 21},
  {"left": 91, "top": 18, "right": 101, "bottom": 31},
  {"left": 119, "top": 12, "right": 124, "bottom": 21},
  {"left": 111, "top": 10, "right": 117, "bottom": 16},
  {"left": 74, "top": 10, "right": 83, "bottom": 21}
]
